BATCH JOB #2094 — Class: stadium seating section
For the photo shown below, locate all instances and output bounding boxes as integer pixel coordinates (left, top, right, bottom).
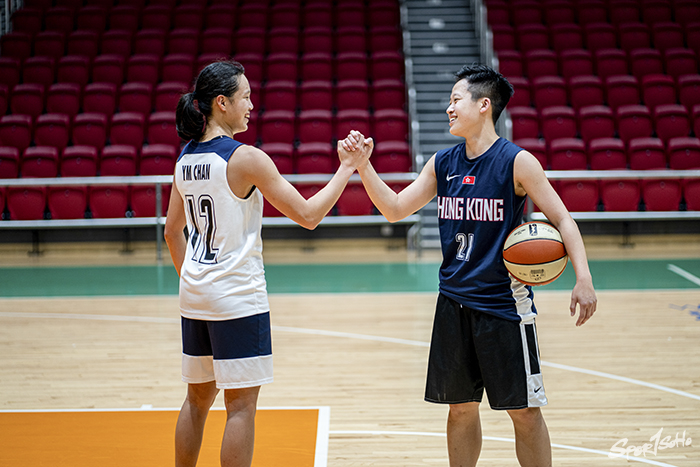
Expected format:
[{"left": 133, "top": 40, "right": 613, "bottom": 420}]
[
  {"left": 490, "top": 0, "right": 700, "bottom": 212},
  {"left": 0, "top": 0, "right": 406, "bottom": 219}
]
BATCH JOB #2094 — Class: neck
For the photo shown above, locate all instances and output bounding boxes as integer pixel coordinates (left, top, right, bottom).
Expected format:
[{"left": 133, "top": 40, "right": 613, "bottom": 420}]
[
  {"left": 462, "top": 125, "right": 499, "bottom": 159},
  {"left": 202, "top": 120, "right": 234, "bottom": 142}
]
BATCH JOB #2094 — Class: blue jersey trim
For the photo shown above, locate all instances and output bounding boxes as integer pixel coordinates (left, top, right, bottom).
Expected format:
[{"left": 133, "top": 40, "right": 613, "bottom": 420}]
[{"left": 177, "top": 136, "right": 244, "bottom": 163}]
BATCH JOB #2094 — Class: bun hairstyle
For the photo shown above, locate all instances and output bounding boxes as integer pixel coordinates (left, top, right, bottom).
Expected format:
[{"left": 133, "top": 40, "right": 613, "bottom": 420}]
[{"left": 176, "top": 60, "right": 246, "bottom": 142}]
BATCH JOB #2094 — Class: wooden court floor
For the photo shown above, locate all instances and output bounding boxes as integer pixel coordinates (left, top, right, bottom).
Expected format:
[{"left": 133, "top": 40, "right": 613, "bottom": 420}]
[{"left": 1, "top": 237, "right": 699, "bottom": 466}]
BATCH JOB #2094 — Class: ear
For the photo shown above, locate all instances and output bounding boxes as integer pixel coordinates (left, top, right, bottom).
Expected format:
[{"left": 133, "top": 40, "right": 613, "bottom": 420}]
[
  {"left": 216, "top": 95, "right": 227, "bottom": 111},
  {"left": 479, "top": 97, "right": 491, "bottom": 114}
]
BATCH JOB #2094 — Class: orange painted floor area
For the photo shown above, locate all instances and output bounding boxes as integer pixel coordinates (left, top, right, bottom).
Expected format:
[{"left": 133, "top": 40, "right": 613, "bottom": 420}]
[{"left": 0, "top": 407, "right": 325, "bottom": 467}]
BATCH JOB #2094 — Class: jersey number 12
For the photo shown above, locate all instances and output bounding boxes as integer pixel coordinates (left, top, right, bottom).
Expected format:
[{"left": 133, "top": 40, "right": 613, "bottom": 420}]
[{"left": 185, "top": 194, "right": 219, "bottom": 264}]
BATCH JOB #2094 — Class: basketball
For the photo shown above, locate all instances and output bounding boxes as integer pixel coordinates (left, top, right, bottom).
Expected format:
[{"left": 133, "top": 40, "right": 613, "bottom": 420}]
[{"left": 503, "top": 221, "right": 568, "bottom": 286}]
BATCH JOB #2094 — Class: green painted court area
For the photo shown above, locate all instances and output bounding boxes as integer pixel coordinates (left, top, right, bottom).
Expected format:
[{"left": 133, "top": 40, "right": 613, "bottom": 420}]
[{"left": 0, "top": 259, "right": 699, "bottom": 297}]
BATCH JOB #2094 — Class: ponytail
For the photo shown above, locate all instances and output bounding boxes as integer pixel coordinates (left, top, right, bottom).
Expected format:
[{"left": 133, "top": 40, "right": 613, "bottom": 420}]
[{"left": 175, "top": 92, "right": 205, "bottom": 142}]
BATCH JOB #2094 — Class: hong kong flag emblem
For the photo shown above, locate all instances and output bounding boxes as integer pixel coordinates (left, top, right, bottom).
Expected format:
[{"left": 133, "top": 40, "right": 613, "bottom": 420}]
[{"left": 462, "top": 176, "right": 476, "bottom": 185}]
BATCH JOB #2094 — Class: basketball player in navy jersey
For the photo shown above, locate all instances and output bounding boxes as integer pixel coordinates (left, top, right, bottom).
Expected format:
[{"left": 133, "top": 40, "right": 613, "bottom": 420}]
[
  {"left": 343, "top": 64, "right": 597, "bottom": 466},
  {"left": 165, "top": 60, "right": 369, "bottom": 467}
]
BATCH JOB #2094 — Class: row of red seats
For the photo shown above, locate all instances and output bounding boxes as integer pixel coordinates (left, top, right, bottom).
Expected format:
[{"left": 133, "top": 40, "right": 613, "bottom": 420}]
[
  {"left": 486, "top": 0, "right": 700, "bottom": 27},
  {"left": 554, "top": 178, "right": 700, "bottom": 212},
  {"left": 0, "top": 50, "right": 404, "bottom": 92},
  {"left": 1, "top": 26, "right": 404, "bottom": 62},
  {"left": 509, "top": 74, "right": 700, "bottom": 111},
  {"left": 493, "top": 20, "right": 700, "bottom": 53},
  {"left": 511, "top": 103, "right": 700, "bottom": 143},
  {"left": 516, "top": 136, "right": 700, "bottom": 170},
  {"left": 22, "top": 0, "right": 374, "bottom": 8},
  {"left": 11, "top": 1, "right": 400, "bottom": 34},
  {"left": 498, "top": 47, "right": 699, "bottom": 80},
  {"left": 0, "top": 184, "right": 171, "bottom": 220},
  {"left": 0, "top": 144, "right": 178, "bottom": 178},
  {"left": 0, "top": 112, "right": 180, "bottom": 153}
]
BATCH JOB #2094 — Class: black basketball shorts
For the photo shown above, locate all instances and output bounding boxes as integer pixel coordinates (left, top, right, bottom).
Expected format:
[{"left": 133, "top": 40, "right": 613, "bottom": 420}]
[{"left": 424, "top": 293, "right": 547, "bottom": 410}]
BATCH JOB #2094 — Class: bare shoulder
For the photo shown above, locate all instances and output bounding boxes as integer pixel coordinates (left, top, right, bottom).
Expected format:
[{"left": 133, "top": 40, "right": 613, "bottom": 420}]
[{"left": 229, "top": 144, "right": 275, "bottom": 172}]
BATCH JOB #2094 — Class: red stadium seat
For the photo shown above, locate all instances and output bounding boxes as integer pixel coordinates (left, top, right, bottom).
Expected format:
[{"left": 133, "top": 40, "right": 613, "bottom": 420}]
[
  {"left": 205, "top": 4, "right": 236, "bottom": 30},
  {"left": 76, "top": 5, "right": 107, "bottom": 32},
  {"left": 630, "top": 48, "right": 664, "bottom": 79},
  {"left": 486, "top": 0, "right": 510, "bottom": 25},
  {"left": 335, "top": 26, "right": 366, "bottom": 54},
  {"left": 641, "top": 74, "right": 677, "bottom": 110},
  {"left": 265, "top": 53, "right": 298, "bottom": 83},
  {"left": 616, "top": 105, "right": 653, "bottom": 143},
  {"left": 0, "top": 32, "right": 32, "bottom": 60},
  {"left": 167, "top": 28, "right": 200, "bottom": 57},
  {"left": 618, "top": 22, "right": 651, "bottom": 51},
  {"left": 674, "top": 1, "right": 700, "bottom": 26},
  {"left": 335, "top": 51, "right": 369, "bottom": 81},
  {"left": 235, "top": 27, "right": 266, "bottom": 56},
  {"left": 514, "top": 138, "right": 547, "bottom": 168},
  {"left": 21, "top": 146, "right": 59, "bottom": 178},
  {"left": 60, "top": 145, "right": 98, "bottom": 177},
  {"left": 578, "top": 105, "right": 615, "bottom": 143},
  {"left": 336, "top": 80, "right": 370, "bottom": 111},
  {"left": 10, "top": 83, "right": 45, "bottom": 120},
  {"left": 22, "top": 56, "right": 56, "bottom": 87},
  {"left": 335, "top": 109, "right": 371, "bottom": 141},
  {"left": 368, "top": 1, "right": 400, "bottom": 28},
  {"left": 588, "top": 137, "right": 627, "bottom": 170},
  {"left": 260, "top": 110, "right": 295, "bottom": 144},
  {"left": 139, "top": 144, "right": 177, "bottom": 176},
  {"left": 642, "top": 1, "right": 673, "bottom": 25},
  {"left": 233, "top": 53, "right": 263, "bottom": 84},
  {"left": 48, "top": 186, "right": 88, "bottom": 219},
  {"left": 295, "top": 142, "right": 334, "bottom": 174},
  {"left": 72, "top": 113, "right": 108, "bottom": 150},
  {"left": 684, "top": 179, "right": 700, "bottom": 211},
  {"left": 652, "top": 22, "right": 685, "bottom": 52},
  {"left": 371, "top": 51, "right": 403, "bottom": 81},
  {"left": 133, "top": 29, "right": 166, "bottom": 56},
  {"left": 89, "top": 185, "right": 128, "bottom": 218},
  {"left": 568, "top": 75, "right": 604, "bottom": 111},
  {"left": 604, "top": 75, "right": 640, "bottom": 111},
  {"left": 557, "top": 180, "right": 599, "bottom": 211},
  {"left": 173, "top": 4, "right": 204, "bottom": 30},
  {"left": 91, "top": 55, "right": 126, "bottom": 87},
  {"left": 372, "top": 79, "right": 406, "bottom": 111},
  {"left": 237, "top": 3, "right": 267, "bottom": 29},
  {"left": 298, "top": 110, "right": 333, "bottom": 144},
  {"left": 492, "top": 25, "right": 516, "bottom": 52},
  {"left": 545, "top": 0, "right": 576, "bottom": 24},
  {"left": 7, "top": 187, "right": 47, "bottom": 220},
  {"left": 601, "top": 179, "right": 641, "bottom": 211},
  {"left": 628, "top": 137, "right": 667, "bottom": 169},
  {"left": 300, "top": 52, "right": 333, "bottom": 82},
  {"left": 44, "top": 6, "right": 74, "bottom": 33},
  {"left": 642, "top": 179, "right": 682, "bottom": 211},
  {"left": 267, "top": 27, "right": 299, "bottom": 56},
  {"left": 11, "top": 7, "right": 43, "bottom": 35},
  {"left": 524, "top": 49, "right": 558, "bottom": 79},
  {"left": 550, "top": 23, "right": 583, "bottom": 53},
  {"left": 496, "top": 50, "right": 523, "bottom": 78},
  {"left": 508, "top": 77, "right": 531, "bottom": 108},
  {"left": 154, "top": 82, "right": 188, "bottom": 113},
  {"left": 336, "top": 184, "right": 374, "bottom": 216},
  {"left": 335, "top": 3, "right": 365, "bottom": 29},
  {"left": 369, "top": 27, "right": 403, "bottom": 53},
  {"left": 57, "top": 55, "right": 91, "bottom": 87},
  {"left": 34, "top": 113, "right": 71, "bottom": 151},
  {"left": 110, "top": 112, "right": 146, "bottom": 149},
  {"left": 99, "top": 145, "right": 137, "bottom": 176},
  {"left": 664, "top": 48, "right": 699, "bottom": 79},
  {"left": 0, "top": 115, "right": 33, "bottom": 152},
  {"left": 0, "top": 147, "right": 20, "bottom": 179},
  {"left": 560, "top": 49, "right": 594, "bottom": 79},
  {"left": 373, "top": 140, "right": 411, "bottom": 173},
  {"left": 147, "top": 111, "right": 179, "bottom": 149},
  {"left": 83, "top": 83, "right": 118, "bottom": 117},
  {"left": 119, "top": 83, "right": 154, "bottom": 116},
  {"left": 594, "top": 49, "right": 629, "bottom": 80},
  {"left": 577, "top": 0, "right": 608, "bottom": 26},
  {"left": 373, "top": 109, "right": 409, "bottom": 144},
  {"left": 541, "top": 106, "right": 577, "bottom": 141},
  {"left": 161, "top": 54, "right": 195, "bottom": 87},
  {"left": 667, "top": 136, "right": 700, "bottom": 169},
  {"left": 509, "top": 106, "right": 540, "bottom": 140},
  {"left": 302, "top": 26, "right": 333, "bottom": 55},
  {"left": 197, "top": 29, "right": 230, "bottom": 58},
  {"left": 678, "top": 75, "right": 700, "bottom": 110},
  {"left": 654, "top": 104, "right": 691, "bottom": 143},
  {"left": 46, "top": 83, "right": 81, "bottom": 119},
  {"left": 532, "top": 76, "right": 567, "bottom": 110},
  {"left": 299, "top": 80, "right": 333, "bottom": 111},
  {"left": 686, "top": 22, "right": 700, "bottom": 52},
  {"left": 516, "top": 24, "right": 549, "bottom": 52},
  {"left": 260, "top": 143, "right": 294, "bottom": 175},
  {"left": 548, "top": 138, "right": 587, "bottom": 170},
  {"left": 303, "top": 4, "right": 332, "bottom": 29},
  {"left": 262, "top": 80, "right": 297, "bottom": 113},
  {"left": 108, "top": 5, "right": 140, "bottom": 32},
  {"left": 0, "top": 57, "right": 21, "bottom": 89},
  {"left": 610, "top": 0, "right": 641, "bottom": 25},
  {"left": 67, "top": 30, "right": 99, "bottom": 58},
  {"left": 0, "top": 84, "right": 5, "bottom": 116},
  {"left": 34, "top": 31, "right": 67, "bottom": 59},
  {"left": 511, "top": 0, "right": 542, "bottom": 26},
  {"left": 127, "top": 55, "right": 161, "bottom": 86},
  {"left": 236, "top": 110, "right": 258, "bottom": 146},
  {"left": 584, "top": 23, "right": 617, "bottom": 52}
]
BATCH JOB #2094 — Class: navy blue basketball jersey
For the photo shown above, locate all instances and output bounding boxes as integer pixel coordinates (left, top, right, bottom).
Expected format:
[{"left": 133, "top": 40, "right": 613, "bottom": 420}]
[{"left": 434, "top": 137, "right": 536, "bottom": 322}]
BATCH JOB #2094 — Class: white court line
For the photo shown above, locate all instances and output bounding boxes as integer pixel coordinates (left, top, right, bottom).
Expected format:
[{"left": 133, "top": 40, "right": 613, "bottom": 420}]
[
  {"left": 330, "top": 431, "right": 681, "bottom": 467},
  {"left": 667, "top": 264, "right": 700, "bottom": 287},
  {"left": 2, "top": 311, "right": 699, "bottom": 402}
]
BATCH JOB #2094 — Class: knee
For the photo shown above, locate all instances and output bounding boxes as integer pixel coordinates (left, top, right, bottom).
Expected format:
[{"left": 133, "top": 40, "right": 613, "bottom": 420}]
[
  {"left": 186, "top": 382, "right": 219, "bottom": 410},
  {"left": 507, "top": 407, "right": 543, "bottom": 427},
  {"left": 449, "top": 402, "right": 480, "bottom": 420}
]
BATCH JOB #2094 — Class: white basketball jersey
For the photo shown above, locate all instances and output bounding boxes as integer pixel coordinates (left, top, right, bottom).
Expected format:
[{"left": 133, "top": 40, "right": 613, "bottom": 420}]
[{"left": 174, "top": 136, "right": 269, "bottom": 321}]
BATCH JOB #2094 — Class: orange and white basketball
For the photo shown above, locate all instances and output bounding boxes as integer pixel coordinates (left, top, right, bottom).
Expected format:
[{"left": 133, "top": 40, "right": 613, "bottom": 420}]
[{"left": 503, "top": 221, "right": 568, "bottom": 286}]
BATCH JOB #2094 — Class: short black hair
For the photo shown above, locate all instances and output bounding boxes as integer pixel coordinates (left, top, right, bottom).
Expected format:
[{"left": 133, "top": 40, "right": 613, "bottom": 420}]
[{"left": 454, "top": 64, "right": 514, "bottom": 125}]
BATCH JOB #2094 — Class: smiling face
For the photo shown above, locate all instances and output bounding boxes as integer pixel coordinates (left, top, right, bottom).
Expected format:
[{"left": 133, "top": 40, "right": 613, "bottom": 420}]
[
  {"left": 227, "top": 73, "right": 254, "bottom": 135},
  {"left": 446, "top": 79, "right": 490, "bottom": 138}
]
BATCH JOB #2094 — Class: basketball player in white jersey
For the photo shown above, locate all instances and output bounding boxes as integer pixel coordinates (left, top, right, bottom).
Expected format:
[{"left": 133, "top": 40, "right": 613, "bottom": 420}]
[{"left": 164, "top": 60, "right": 369, "bottom": 467}]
